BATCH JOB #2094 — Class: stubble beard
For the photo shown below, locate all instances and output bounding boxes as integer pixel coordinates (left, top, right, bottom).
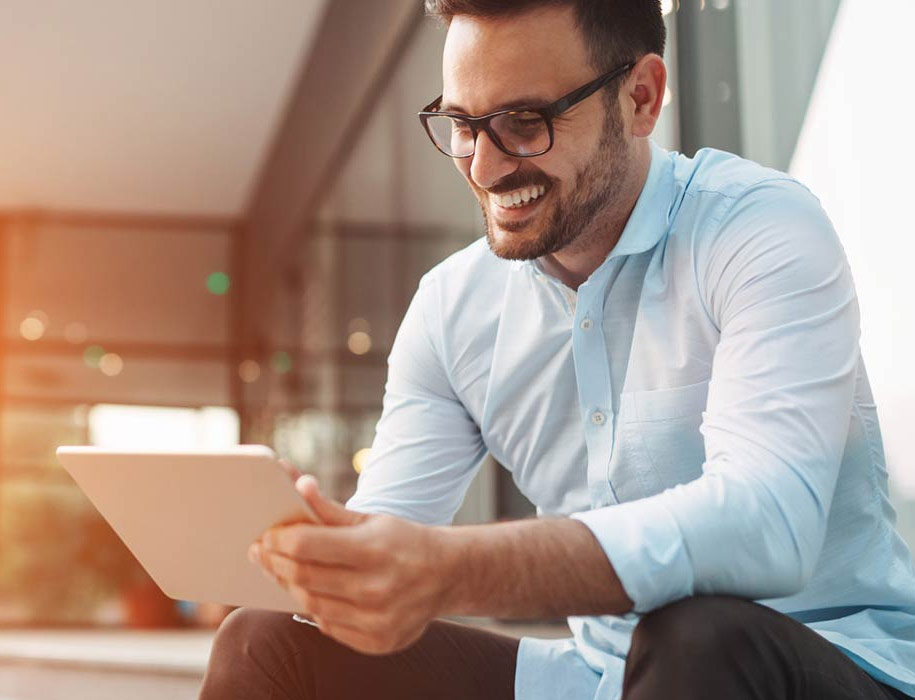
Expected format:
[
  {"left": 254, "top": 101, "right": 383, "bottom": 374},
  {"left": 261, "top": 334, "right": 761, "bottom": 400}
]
[{"left": 480, "top": 107, "right": 631, "bottom": 262}]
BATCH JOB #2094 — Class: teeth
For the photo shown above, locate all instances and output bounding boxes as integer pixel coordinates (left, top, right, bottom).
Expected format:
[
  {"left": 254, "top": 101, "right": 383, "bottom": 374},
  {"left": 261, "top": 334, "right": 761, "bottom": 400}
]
[{"left": 493, "top": 185, "right": 548, "bottom": 209}]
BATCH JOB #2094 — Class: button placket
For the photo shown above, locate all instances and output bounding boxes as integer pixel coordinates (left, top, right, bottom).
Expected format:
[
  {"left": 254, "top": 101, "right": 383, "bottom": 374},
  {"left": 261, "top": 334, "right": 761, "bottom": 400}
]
[{"left": 572, "top": 286, "right": 616, "bottom": 508}]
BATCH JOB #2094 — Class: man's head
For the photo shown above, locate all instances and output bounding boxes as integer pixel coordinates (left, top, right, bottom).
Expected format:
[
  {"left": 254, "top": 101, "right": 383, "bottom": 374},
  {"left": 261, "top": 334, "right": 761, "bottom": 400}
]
[{"left": 424, "top": 0, "right": 667, "bottom": 261}]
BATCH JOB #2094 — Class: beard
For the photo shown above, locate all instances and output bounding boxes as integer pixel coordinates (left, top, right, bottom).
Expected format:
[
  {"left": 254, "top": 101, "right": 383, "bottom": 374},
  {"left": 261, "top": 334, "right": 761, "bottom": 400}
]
[{"left": 478, "top": 106, "right": 631, "bottom": 261}]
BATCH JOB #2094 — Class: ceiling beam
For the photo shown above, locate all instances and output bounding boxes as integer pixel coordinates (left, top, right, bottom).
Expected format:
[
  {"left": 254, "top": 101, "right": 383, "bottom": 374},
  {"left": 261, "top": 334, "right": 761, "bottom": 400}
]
[{"left": 240, "top": 0, "right": 423, "bottom": 348}]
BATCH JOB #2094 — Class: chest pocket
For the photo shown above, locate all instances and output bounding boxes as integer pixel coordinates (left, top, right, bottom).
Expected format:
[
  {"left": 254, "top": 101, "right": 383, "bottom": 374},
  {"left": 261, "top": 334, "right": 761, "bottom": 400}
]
[{"left": 613, "top": 380, "right": 709, "bottom": 501}]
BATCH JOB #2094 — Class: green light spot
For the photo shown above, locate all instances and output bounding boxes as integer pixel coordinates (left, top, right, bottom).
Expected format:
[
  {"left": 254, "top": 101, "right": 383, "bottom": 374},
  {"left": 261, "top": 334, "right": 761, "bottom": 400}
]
[
  {"left": 83, "top": 345, "right": 105, "bottom": 368},
  {"left": 271, "top": 351, "right": 293, "bottom": 374},
  {"left": 207, "top": 272, "right": 231, "bottom": 295}
]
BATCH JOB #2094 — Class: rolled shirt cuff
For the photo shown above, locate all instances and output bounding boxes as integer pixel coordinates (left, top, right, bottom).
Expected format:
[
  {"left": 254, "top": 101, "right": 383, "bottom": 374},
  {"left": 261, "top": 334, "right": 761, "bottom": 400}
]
[{"left": 571, "top": 495, "right": 695, "bottom": 613}]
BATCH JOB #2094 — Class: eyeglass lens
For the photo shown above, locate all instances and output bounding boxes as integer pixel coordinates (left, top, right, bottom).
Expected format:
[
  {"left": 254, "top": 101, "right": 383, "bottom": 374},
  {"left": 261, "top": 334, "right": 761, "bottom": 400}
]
[{"left": 425, "top": 111, "right": 551, "bottom": 157}]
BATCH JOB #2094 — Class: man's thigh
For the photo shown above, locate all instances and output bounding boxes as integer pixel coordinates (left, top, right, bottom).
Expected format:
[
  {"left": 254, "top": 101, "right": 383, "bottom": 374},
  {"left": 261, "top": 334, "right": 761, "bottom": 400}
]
[
  {"left": 200, "top": 608, "right": 519, "bottom": 700},
  {"left": 625, "top": 596, "right": 910, "bottom": 700}
]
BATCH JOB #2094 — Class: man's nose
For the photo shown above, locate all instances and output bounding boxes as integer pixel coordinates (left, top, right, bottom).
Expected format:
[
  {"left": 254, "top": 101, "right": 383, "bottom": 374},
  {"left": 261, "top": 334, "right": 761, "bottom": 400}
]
[{"left": 469, "top": 130, "right": 520, "bottom": 190}]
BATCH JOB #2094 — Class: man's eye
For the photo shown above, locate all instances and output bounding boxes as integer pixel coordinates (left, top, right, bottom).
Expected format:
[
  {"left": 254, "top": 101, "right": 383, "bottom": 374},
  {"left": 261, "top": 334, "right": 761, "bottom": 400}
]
[{"left": 506, "top": 116, "right": 544, "bottom": 133}]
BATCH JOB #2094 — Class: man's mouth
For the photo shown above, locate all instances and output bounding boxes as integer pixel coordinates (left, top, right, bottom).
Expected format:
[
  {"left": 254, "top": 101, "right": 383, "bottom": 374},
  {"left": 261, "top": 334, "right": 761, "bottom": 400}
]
[{"left": 490, "top": 184, "right": 547, "bottom": 210}]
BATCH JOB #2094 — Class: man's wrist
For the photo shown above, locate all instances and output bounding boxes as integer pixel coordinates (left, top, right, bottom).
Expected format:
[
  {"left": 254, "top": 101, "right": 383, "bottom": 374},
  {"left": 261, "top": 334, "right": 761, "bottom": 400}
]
[{"left": 430, "top": 524, "right": 469, "bottom": 616}]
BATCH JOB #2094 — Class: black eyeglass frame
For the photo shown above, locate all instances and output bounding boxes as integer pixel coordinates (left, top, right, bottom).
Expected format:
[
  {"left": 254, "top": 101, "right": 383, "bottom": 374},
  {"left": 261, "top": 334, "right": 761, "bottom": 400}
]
[{"left": 418, "top": 59, "right": 636, "bottom": 159}]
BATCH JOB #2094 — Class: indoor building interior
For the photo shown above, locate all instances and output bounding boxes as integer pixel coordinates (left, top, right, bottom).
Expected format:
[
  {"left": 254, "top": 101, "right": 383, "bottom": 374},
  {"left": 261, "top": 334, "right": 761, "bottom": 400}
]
[{"left": 0, "top": 0, "right": 912, "bottom": 697}]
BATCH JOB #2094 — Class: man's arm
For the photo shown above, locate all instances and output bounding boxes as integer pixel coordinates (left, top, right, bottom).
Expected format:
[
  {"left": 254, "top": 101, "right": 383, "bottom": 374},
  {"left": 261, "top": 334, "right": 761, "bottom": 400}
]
[
  {"left": 253, "top": 475, "right": 631, "bottom": 655},
  {"left": 344, "top": 269, "right": 488, "bottom": 525},
  {"left": 436, "top": 516, "right": 633, "bottom": 619},
  {"left": 255, "top": 179, "right": 858, "bottom": 653},
  {"left": 568, "top": 179, "right": 859, "bottom": 613}
]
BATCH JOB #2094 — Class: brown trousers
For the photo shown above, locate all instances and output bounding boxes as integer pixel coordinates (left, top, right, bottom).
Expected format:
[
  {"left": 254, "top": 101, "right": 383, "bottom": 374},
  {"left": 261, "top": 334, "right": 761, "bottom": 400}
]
[{"left": 199, "top": 596, "right": 911, "bottom": 700}]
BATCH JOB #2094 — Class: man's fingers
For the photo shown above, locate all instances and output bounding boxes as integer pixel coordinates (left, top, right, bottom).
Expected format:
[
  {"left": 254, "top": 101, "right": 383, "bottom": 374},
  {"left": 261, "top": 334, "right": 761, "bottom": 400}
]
[
  {"left": 295, "top": 475, "right": 362, "bottom": 526},
  {"left": 272, "top": 461, "right": 323, "bottom": 524},
  {"left": 278, "top": 459, "right": 302, "bottom": 484},
  {"left": 259, "top": 523, "right": 366, "bottom": 567},
  {"left": 258, "top": 552, "right": 379, "bottom": 603},
  {"left": 318, "top": 618, "right": 391, "bottom": 655}
]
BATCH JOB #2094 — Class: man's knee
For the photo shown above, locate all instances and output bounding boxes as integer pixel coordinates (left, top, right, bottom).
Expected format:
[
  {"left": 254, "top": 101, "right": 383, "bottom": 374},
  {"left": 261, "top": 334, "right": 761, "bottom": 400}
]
[
  {"left": 630, "top": 595, "right": 775, "bottom": 667},
  {"left": 623, "top": 596, "right": 795, "bottom": 699},
  {"left": 202, "top": 608, "right": 324, "bottom": 700},
  {"left": 210, "top": 607, "right": 300, "bottom": 658}
]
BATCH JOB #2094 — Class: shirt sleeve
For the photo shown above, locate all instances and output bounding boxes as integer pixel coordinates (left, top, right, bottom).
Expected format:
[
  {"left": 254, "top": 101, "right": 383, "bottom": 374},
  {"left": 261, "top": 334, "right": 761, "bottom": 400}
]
[
  {"left": 571, "top": 179, "right": 861, "bottom": 613},
  {"left": 345, "top": 272, "right": 488, "bottom": 525}
]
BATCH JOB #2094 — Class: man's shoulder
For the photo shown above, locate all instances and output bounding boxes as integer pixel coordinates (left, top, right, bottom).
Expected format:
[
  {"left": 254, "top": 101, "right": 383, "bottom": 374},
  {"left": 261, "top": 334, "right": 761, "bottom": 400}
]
[
  {"left": 670, "top": 147, "right": 830, "bottom": 247},
  {"left": 672, "top": 149, "right": 845, "bottom": 317},
  {"left": 675, "top": 147, "right": 802, "bottom": 201}
]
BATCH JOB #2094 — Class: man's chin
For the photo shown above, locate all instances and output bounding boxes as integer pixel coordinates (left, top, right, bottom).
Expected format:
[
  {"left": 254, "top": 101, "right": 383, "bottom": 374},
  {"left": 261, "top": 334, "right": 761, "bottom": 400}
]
[
  {"left": 479, "top": 196, "right": 559, "bottom": 261},
  {"left": 485, "top": 225, "right": 547, "bottom": 261}
]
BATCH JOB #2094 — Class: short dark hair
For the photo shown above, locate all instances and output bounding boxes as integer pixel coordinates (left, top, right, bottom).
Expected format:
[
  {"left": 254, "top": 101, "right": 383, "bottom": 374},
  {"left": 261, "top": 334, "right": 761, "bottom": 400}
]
[{"left": 424, "top": 0, "right": 666, "bottom": 74}]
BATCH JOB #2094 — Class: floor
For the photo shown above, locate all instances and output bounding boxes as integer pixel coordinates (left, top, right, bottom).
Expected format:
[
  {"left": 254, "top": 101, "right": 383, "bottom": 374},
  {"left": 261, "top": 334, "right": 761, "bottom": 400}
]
[{"left": 0, "top": 619, "right": 571, "bottom": 699}]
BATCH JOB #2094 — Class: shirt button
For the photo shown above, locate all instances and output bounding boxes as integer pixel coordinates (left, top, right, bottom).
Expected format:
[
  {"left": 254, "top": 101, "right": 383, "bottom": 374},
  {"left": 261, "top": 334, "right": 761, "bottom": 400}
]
[
  {"left": 591, "top": 410, "right": 606, "bottom": 426},
  {"left": 580, "top": 318, "right": 593, "bottom": 331}
]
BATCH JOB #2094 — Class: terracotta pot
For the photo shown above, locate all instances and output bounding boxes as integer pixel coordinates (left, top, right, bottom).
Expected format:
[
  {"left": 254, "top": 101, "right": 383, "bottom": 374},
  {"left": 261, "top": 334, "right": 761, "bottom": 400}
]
[{"left": 122, "top": 580, "right": 182, "bottom": 628}]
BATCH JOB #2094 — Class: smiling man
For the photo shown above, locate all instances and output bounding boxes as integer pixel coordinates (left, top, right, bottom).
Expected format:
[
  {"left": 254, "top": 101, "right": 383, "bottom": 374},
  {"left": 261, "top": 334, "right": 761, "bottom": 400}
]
[{"left": 199, "top": 2, "right": 915, "bottom": 699}]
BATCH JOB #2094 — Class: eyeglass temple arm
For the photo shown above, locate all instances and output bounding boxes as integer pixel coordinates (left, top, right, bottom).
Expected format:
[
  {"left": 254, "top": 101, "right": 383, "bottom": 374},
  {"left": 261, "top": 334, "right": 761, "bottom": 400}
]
[
  {"left": 544, "top": 61, "right": 636, "bottom": 118},
  {"left": 419, "top": 96, "right": 443, "bottom": 114}
]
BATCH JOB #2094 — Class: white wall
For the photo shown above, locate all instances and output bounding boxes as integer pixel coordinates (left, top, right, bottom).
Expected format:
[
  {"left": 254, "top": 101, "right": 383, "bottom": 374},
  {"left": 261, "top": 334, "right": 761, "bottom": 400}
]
[{"left": 790, "top": 0, "right": 915, "bottom": 501}]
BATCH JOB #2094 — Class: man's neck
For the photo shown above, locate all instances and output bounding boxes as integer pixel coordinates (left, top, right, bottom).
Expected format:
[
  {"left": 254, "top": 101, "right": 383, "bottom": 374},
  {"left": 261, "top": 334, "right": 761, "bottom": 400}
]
[{"left": 539, "top": 141, "right": 652, "bottom": 291}]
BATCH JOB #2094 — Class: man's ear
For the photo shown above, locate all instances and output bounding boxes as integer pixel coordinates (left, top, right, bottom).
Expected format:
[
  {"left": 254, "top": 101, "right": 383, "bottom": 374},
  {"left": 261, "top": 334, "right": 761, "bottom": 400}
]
[{"left": 623, "top": 53, "right": 667, "bottom": 138}]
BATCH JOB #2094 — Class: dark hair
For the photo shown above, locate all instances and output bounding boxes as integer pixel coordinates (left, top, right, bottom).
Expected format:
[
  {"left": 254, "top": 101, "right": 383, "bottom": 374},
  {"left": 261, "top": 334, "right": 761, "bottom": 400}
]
[{"left": 425, "top": 0, "right": 666, "bottom": 74}]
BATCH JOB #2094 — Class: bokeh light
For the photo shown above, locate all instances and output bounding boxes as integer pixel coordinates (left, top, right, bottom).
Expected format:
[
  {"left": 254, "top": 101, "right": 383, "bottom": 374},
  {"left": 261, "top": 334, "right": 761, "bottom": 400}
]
[
  {"left": 663, "top": 86, "right": 673, "bottom": 107},
  {"left": 271, "top": 351, "right": 293, "bottom": 374},
  {"left": 99, "top": 353, "right": 124, "bottom": 377},
  {"left": 238, "top": 359, "right": 261, "bottom": 383},
  {"left": 19, "top": 316, "right": 45, "bottom": 341},
  {"left": 347, "top": 331, "right": 372, "bottom": 355},
  {"left": 352, "top": 448, "right": 371, "bottom": 474},
  {"left": 206, "top": 271, "right": 231, "bottom": 295},
  {"left": 83, "top": 345, "right": 106, "bottom": 368}
]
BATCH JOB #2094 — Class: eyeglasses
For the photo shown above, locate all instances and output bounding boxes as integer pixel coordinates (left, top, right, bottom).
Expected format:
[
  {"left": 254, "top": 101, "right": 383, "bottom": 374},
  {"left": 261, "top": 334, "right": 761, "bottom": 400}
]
[{"left": 418, "top": 59, "right": 635, "bottom": 159}]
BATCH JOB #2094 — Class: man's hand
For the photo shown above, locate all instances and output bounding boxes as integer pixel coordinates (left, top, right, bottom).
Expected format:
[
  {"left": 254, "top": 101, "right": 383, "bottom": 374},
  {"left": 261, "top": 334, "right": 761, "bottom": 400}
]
[{"left": 249, "top": 476, "right": 449, "bottom": 655}]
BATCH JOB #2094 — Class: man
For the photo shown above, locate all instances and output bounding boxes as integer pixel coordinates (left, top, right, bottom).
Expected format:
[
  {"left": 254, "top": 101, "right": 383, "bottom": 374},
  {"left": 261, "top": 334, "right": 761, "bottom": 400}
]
[{"left": 200, "top": 1, "right": 915, "bottom": 698}]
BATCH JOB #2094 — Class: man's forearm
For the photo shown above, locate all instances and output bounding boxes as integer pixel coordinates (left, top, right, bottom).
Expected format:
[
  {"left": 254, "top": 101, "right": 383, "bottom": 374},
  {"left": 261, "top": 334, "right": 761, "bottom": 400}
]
[{"left": 435, "top": 517, "right": 633, "bottom": 619}]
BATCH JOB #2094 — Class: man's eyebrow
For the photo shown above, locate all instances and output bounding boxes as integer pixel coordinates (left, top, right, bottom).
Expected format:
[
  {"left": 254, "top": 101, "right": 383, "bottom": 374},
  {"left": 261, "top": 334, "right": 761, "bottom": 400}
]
[{"left": 439, "top": 96, "right": 552, "bottom": 114}]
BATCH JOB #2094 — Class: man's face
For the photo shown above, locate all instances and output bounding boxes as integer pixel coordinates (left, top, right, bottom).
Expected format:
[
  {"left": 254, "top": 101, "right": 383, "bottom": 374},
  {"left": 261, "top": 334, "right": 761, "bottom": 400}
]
[{"left": 442, "top": 5, "right": 634, "bottom": 261}]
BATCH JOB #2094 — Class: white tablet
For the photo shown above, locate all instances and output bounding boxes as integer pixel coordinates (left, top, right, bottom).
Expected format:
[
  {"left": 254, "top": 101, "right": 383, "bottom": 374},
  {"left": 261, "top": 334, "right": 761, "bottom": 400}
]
[{"left": 56, "top": 445, "right": 316, "bottom": 614}]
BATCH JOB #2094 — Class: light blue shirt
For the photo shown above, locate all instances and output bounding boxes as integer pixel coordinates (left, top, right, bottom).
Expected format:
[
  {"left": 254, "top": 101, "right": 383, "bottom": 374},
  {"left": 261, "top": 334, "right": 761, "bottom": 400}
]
[{"left": 346, "top": 142, "right": 915, "bottom": 699}]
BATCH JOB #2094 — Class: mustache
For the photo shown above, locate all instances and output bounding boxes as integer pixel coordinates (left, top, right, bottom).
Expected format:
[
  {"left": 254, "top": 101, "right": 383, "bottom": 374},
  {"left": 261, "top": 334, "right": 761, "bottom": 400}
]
[{"left": 482, "top": 172, "right": 553, "bottom": 196}]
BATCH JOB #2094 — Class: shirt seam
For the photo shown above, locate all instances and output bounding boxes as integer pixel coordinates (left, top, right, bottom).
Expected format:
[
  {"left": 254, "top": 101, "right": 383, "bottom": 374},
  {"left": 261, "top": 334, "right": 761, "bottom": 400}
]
[
  {"left": 851, "top": 396, "right": 894, "bottom": 543},
  {"left": 686, "top": 175, "right": 801, "bottom": 200},
  {"left": 688, "top": 176, "right": 813, "bottom": 333}
]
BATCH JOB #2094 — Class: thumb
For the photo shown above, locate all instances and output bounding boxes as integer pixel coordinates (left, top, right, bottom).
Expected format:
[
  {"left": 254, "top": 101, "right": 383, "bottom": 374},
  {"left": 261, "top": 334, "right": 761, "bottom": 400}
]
[
  {"left": 278, "top": 458, "right": 304, "bottom": 485},
  {"left": 295, "top": 475, "right": 363, "bottom": 526}
]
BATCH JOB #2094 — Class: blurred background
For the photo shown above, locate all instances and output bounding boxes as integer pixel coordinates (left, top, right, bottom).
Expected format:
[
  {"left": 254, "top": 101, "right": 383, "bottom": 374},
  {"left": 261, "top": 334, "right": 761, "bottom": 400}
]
[{"left": 0, "top": 0, "right": 912, "bottom": 638}]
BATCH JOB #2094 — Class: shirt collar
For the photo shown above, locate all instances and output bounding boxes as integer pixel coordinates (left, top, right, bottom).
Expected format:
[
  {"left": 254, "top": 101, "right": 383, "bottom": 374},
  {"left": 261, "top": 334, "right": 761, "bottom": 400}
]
[
  {"left": 510, "top": 140, "right": 675, "bottom": 272},
  {"left": 605, "top": 140, "right": 674, "bottom": 260}
]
